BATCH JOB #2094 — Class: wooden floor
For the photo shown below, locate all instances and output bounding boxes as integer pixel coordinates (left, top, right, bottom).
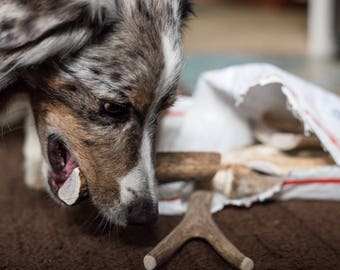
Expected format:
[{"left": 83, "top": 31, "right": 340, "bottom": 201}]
[{"left": 1, "top": 130, "right": 340, "bottom": 270}]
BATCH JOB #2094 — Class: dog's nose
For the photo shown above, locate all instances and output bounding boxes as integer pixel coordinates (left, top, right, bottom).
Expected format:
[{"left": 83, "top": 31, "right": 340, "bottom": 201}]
[{"left": 127, "top": 198, "right": 159, "bottom": 225}]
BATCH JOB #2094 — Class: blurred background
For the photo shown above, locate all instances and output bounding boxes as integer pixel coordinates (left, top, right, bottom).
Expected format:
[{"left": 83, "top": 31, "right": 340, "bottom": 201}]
[{"left": 180, "top": 0, "right": 340, "bottom": 94}]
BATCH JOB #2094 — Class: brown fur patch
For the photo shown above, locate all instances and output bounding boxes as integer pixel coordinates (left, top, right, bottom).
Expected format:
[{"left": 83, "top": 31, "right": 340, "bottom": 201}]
[
  {"left": 31, "top": 83, "right": 141, "bottom": 210},
  {"left": 126, "top": 87, "right": 152, "bottom": 113}
]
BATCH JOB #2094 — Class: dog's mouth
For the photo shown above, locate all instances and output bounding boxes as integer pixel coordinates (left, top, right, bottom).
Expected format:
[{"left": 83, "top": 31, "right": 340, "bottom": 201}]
[{"left": 47, "top": 135, "right": 79, "bottom": 196}]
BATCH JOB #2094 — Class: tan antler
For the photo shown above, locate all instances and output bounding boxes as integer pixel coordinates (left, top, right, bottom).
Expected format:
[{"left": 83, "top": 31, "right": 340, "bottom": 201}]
[
  {"left": 58, "top": 150, "right": 333, "bottom": 205},
  {"left": 143, "top": 191, "right": 254, "bottom": 270},
  {"left": 58, "top": 152, "right": 220, "bottom": 205},
  {"left": 155, "top": 152, "right": 221, "bottom": 183}
]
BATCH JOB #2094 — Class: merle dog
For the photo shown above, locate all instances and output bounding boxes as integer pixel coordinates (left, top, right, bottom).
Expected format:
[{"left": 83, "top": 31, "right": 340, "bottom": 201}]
[{"left": 0, "top": 0, "right": 192, "bottom": 225}]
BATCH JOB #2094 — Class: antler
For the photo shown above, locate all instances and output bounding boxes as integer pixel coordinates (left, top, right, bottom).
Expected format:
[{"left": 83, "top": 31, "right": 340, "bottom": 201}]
[
  {"left": 155, "top": 152, "right": 221, "bottom": 183},
  {"left": 144, "top": 191, "right": 254, "bottom": 270},
  {"left": 58, "top": 150, "right": 333, "bottom": 205}
]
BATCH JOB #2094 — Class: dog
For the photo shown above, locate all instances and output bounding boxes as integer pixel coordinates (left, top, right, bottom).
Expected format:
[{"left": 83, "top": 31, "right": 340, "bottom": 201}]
[{"left": 0, "top": 0, "right": 193, "bottom": 226}]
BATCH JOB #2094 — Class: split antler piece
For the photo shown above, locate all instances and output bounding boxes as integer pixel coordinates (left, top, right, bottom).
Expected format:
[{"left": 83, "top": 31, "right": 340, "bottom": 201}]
[
  {"left": 213, "top": 164, "right": 283, "bottom": 199},
  {"left": 143, "top": 191, "right": 254, "bottom": 270},
  {"left": 58, "top": 168, "right": 88, "bottom": 206},
  {"left": 253, "top": 121, "right": 321, "bottom": 151},
  {"left": 222, "top": 145, "right": 334, "bottom": 176}
]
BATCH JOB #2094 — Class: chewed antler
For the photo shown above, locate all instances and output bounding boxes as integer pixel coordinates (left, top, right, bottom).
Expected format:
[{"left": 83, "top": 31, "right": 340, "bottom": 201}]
[
  {"left": 57, "top": 168, "right": 88, "bottom": 206},
  {"left": 58, "top": 149, "right": 333, "bottom": 269},
  {"left": 144, "top": 191, "right": 254, "bottom": 270},
  {"left": 57, "top": 152, "right": 221, "bottom": 205},
  {"left": 58, "top": 149, "right": 334, "bottom": 205}
]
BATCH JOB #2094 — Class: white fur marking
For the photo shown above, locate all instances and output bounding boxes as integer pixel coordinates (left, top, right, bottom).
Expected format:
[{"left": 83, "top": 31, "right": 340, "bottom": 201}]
[
  {"left": 120, "top": 166, "right": 143, "bottom": 205},
  {"left": 162, "top": 33, "right": 181, "bottom": 84},
  {"left": 118, "top": 2, "right": 184, "bottom": 215},
  {"left": 140, "top": 129, "right": 155, "bottom": 193},
  {"left": 23, "top": 109, "right": 45, "bottom": 190},
  {"left": 119, "top": 128, "right": 155, "bottom": 205},
  {"left": 119, "top": 33, "right": 183, "bottom": 206}
]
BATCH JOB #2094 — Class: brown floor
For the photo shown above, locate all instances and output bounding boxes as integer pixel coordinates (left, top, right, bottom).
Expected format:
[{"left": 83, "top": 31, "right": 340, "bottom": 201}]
[
  {"left": 1, "top": 3, "right": 340, "bottom": 270},
  {"left": 1, "top": 130, "right": 340, "bottom": 270}
]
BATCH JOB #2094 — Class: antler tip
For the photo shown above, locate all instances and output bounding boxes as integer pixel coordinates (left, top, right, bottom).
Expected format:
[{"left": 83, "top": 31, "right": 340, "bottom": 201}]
[
  {"left": 143, "top": 255, "right": 157, "bottom": 270},
  {"left": 240, "top": 257, "right": 254, "bottom": 270}
]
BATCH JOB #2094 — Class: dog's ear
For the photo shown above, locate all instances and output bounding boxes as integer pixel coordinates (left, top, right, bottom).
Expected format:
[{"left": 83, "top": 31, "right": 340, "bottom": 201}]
[
  {"left": 0, "top": 0, "right": 116, "bottom": 91},
  {"left": 178, "top": 0, "right": 194, "bottom": 25}
]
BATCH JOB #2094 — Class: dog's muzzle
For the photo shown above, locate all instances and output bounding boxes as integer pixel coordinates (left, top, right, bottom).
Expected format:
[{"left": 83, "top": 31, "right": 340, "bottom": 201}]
[{"left": 126, "top": 197, "right": 159, "bottom": 225}]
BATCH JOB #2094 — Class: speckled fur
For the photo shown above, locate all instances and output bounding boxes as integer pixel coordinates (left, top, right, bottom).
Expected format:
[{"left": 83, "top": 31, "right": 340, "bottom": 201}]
[{"left": 0, "top": 0, "right": 193, "bottom": 225}]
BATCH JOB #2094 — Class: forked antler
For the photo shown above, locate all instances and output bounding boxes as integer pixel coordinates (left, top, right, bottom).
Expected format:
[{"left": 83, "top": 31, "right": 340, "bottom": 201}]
[{"left": 143, "top": 191, "right": 254, "bottom": 270}]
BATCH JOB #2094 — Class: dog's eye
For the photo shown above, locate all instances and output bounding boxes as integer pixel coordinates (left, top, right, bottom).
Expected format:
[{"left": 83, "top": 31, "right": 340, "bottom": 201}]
[{"left": 99, "top": 100, "right": 129, "bottom": 118}]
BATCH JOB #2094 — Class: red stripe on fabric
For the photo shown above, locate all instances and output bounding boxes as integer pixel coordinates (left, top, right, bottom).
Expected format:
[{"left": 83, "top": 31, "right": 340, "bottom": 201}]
[
  {"left": 304, "top": 109, "right": 339, "bottom": 147},
  {"left": 283, "top": 179, "right": 340, "bottom": 186},
  {"left": 160, "top": 197, "right": 180, "bottom": 202},
  {"left": 165, "top": 111, "right": 186, "bottom": 117}
]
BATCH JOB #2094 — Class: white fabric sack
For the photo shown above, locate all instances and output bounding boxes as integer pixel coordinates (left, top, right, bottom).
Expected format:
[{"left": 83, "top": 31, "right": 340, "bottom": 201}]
[{"left": 157, "top": 63, "right": 340, "bottom": 215}]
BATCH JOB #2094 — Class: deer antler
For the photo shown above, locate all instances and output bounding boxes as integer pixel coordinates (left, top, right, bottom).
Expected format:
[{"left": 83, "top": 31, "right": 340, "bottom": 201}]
[
  {"left": 143, "top": 191, "right": 254, "bottom": 270},
  {"left": 58, "top": 150, "right": 333, "bottom": 205},
  {"left": 58, "top": 152, "right": 220, "bottom": 205}
]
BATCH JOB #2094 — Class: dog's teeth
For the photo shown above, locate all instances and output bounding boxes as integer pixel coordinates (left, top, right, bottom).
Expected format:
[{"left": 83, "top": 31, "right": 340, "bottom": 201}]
[
  {"left": 60, "top": 159, "right": 66, "bottom": 168},
  {"left": 58, "top": 168, "right": 81, "bottom": 206}
]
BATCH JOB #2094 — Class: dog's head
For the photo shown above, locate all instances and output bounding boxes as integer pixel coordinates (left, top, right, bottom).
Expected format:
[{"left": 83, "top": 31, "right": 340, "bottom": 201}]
[{"left": 0, "top": 0, "right": 193, "bottom": 225}]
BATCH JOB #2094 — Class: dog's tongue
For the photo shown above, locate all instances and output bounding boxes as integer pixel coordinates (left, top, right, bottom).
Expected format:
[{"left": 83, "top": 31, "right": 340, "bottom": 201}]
[{"left": 58, "top": 168, "right": 83, "bottom": 206}]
